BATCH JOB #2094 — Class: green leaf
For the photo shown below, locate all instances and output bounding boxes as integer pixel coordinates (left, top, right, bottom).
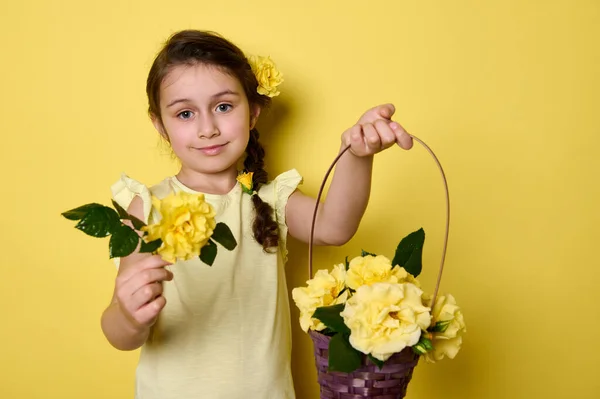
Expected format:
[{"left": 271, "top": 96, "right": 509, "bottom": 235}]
[
  {"left": 211, "top": 222, "right": 237, "bottom": 250},
  {"left": 109, "top": 224, "right": 140, "bottom": 258},
  {"left": 392, "top": 228, "right": 425, "bottom": 277},
  {"left": 75, "top": 206, "right": 121, "bottom": 237},
  {"left": 62, "top": 203, "right": 104, "bottom": 221},
  {"left": 413, "top": 334, "right": 434, "bottom": 355},
  {"left": 422, "top": 337, "right": 434, "bottom": 351},
  {"left": 241, "top": 185, "right": 254, "bottom": 195},
  {"left": 129, "top": 216, "right": 147, "bottom": 231},
  {"left": 336, "top": 287, "right": 348, "bottom": 299},
  {"left": 428, "top": 320, "right": 451, "bottom": 333},
  {"left": 199, "top": 239, "right": 218, "bottom": 266},
  {"left": 328, "top": 333, "right": 363, "bottom": 373},
  {"left": 312, "top": 304, "right": 349, "bottom": 334},
  {"left": 361, "top": 249, "right": 377, "bottom": 257},
  {"left": 111, "top": 200, "right": 146, "bottom": 230},
  {"left": 344, "top": 256, "right": 349, "bottom": 271},
  {"left": 412, "top": 345, "right": 426, "bottom": 355},
  {"left": 111, "top": 200, "right": 130, "bottom": 220},
  {"left": 140, "top": 238, "right": 162, "bottom": 254},
  {"left": 368, "top": 354, "right": 385, "bottom": 370}
]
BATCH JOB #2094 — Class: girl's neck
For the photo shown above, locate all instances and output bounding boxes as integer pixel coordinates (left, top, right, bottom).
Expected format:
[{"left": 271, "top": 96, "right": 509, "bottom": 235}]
[{"left": 175, "top": 166, "right": 238, "bottom": 195}]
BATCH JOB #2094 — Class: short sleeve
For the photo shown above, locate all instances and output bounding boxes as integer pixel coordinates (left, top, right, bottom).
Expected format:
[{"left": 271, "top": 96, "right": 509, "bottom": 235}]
[
  {"left": 110, "top": 173, "right": 153, "bottom": 224},
  {"left": 273, "top": 169, "right": 303, "bottom": 232},
  {"left": 109, "top": 174, "right": 154, "bottom": 269},
  {"left": 263, "top": 169, "right": 303, "bottom": 261}
]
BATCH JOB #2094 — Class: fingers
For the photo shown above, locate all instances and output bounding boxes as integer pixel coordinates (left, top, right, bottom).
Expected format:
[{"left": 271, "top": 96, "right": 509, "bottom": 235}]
[
  {"left": 344, "top": 119, "right": 402, "bottom": 155},
  {"left": 374, "top": 119, "right": 397, "bottom": 147},
  {"left": 390, "top": 122, "right": 413, "bottom": 150},
  {"left": 117, "top": 265, "right": 173, "bottom": 302},
  {"left": 358, "top": 103, "right": 396, "bottom": 124},
  {"left": 362, "top": 120, "right": 399, "bottom": 152},
  {"left": 342, "top": 124, "right": 370, "bottom": 156},
  {"left": 362, "top": 123, "right": 381, "bottom": 151},
  {"left": 116, "top": 271, "right": 171, "bottom": 327},
  {"left": 114, "top": 254, "right": 173, "bottom": 327},
  {"left": 135, "top": 296, "right": 167, "bottom": 326},
  {"left": 131, "top": 267, "right": 173, "bottom": 294},
  {"left": 130, "top": 281, "right": 164, "bottom": 311},
  {"left": 118, "top": 254, "right": 172, "bottom": 284},
  {"left": 344, "top": 104, "right": 414, "bottom": 156},
  {"left": 378, "top": 103, "right": 395, "bottom": 120},
  {"left": 342, "top": 124, "right": 362, "bottom": 147}
]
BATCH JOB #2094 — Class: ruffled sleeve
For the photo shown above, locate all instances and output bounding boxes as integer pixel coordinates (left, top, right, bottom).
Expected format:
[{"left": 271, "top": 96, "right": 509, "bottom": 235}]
[
  {"left": 110, "top": 173, "right": 154, "bottom": 224},
  {"left": 273, "top": 169, "right": 303, "bottom": 235},
  {"left": 109, "top": 174, "right": 155, "bottom": 269},
  {"left": 259, "top": 169, "right": 303, "bottom": 261}
]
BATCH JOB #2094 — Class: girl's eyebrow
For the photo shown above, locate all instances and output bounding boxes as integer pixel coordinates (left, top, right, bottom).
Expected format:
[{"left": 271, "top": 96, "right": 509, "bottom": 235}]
[
  {"left": 166, "top": 98, "right": 192, "bottom": 108},
  {"left": 166, "top": 90, "right": 240, "bottom": 108},
  {"left": 212, "top": 89, "right": 240, "bottom": 99}
]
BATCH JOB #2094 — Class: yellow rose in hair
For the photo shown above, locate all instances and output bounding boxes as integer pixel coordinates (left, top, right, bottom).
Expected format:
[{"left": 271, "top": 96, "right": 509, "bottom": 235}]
[
  {"left": 340, "top": 282, "right": 431, "bottom": 362},
  {"left": 236, "top": 172, "right": 254, "bottom": 194},
  {"left": 292, "top": 264, "right": 348, "bottom": 332},
  {"left": 248, "top": 55, "right": 283, "bottom": 97},
  {"left": 142, "top": 191, "right": 216, "bottom": 263},
  {"left": 423, "top": 294, "right": 466, "bottom": 363},
  {"left": 345, "top": 255, "right": 398, "bottom": 290}
]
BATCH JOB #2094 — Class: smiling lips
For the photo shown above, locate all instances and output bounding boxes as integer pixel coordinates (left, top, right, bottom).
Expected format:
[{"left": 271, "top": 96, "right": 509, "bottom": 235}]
[{"left": 194, "top": 143, "right": 227, "bottom": 156}]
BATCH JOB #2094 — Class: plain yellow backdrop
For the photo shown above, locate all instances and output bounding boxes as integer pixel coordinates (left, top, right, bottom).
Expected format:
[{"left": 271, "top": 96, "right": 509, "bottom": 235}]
[{"left": 1, "top": 0, "right": 598, "bottom": 398}]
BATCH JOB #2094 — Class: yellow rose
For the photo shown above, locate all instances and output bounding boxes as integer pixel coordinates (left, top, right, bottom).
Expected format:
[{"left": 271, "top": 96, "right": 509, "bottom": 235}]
[
  {"left": 423, "top": 294, "right": 466, "bottom": 363},
  {"left": 292, "top": 264, "right": 348, "bottom": 332},
  {"left": 248, "top": 55, "right": 283, "bottom": 97},
  {"left": 346, "top": 255, "right": 398, "bottom": 290},
  {"left": 142, "top": 191, "right": 216, "bottom": 263},
  {"left": 236, "top": 172, "right": 254, "bottom": 194},
  {"left": 340, "top": 282, "right": 431, "bottom": 361},
  {"left": 392, "top": 265, "right": 421, "bottom": 288}
]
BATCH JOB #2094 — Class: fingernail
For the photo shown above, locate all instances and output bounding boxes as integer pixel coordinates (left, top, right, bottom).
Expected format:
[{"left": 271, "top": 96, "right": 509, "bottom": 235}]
[{"left": 390, "top": 122, "right": 399, "bottom": 130}]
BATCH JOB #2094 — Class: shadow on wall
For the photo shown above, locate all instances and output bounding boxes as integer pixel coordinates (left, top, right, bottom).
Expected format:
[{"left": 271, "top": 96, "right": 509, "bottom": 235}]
[{"left": 255, "top": 95, "right": 294, "bottom": 144}]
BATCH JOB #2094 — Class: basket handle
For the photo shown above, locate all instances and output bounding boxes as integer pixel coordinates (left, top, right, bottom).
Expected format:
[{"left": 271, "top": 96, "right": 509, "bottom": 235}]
[{"left": 308, "top": 135, "right": 450, "bottom": 307}]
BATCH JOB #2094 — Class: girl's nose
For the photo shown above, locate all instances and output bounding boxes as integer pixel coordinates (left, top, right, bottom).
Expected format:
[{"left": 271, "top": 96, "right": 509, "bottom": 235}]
[{"left": 198, "top": 115, "right": 220, "bottom": 139}]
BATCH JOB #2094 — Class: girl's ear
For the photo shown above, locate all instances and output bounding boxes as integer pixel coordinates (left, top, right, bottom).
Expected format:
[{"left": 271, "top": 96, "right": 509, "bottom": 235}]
[
  {"left": 151, "top": 114, "right": 169, "bottom": 141},
  {"left": 250, "top": 104, "right": 262, "bottom": 130}
]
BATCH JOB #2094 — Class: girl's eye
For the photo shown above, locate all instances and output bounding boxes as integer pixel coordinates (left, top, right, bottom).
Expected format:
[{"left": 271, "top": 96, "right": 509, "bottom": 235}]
[
  {"left": 216, "top": 104, "right": 232, "bottom": 113},
  {"left": 178, "top": 111, "right": 193, "bottom": 119}
]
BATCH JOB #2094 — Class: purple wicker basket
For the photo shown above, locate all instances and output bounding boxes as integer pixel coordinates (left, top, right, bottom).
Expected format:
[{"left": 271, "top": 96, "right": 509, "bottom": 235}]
[
  {"left": 306, "top": 137, "right": 451, "bottom": 399},
  {"left": 309, "top": 330, "right": 419, "bottom": 399}
]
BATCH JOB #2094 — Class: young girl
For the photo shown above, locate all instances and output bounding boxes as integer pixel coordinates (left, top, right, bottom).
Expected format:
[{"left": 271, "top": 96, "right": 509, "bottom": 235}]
[{"left": 100, "top": 29, "right": 413, "bottom": 399}]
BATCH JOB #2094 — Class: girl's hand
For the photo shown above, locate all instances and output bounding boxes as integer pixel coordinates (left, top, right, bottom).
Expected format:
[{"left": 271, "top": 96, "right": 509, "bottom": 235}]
[
  {"left": 341, "top": 103, "right": 413, "bottom": 157},
  {"left": 113, "top": 251, "right": 173, "bottom": 331},
  {"left": 101, "top": 196, "right": 173, "bottom": 351}
]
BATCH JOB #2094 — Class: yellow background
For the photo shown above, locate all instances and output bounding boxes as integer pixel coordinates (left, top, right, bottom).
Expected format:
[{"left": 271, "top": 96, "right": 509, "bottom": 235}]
[{"left": 1, "top": 0, "right": 598, "bottom": 398}]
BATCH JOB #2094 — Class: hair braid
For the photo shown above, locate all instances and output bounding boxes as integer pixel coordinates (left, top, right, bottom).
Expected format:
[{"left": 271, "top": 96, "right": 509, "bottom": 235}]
[{"left": 244, "top": 128, "right": 279, "bottom": 251}]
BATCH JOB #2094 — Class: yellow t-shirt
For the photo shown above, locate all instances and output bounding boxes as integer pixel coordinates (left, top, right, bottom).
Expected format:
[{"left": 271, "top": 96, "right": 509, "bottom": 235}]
[{"left": 110, "top": 169, "right": 303, "bottom": 399}]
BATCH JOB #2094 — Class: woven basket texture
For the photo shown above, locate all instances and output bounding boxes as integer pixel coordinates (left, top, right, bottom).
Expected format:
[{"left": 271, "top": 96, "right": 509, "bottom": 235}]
[{"left": 309, "top": 330, "right": 419, "bottom": 399}]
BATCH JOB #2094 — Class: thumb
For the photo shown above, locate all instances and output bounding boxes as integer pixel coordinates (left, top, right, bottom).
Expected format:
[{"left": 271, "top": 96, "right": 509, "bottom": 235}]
[
  {"left": 358, "top": 103, "right": 396, "bottom": 124},
  {"left": 377, "top": 103, "right": 395, "bottom": 120}
]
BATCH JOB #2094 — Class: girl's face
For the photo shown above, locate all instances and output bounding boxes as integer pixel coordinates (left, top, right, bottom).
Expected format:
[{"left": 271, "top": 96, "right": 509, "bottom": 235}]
[{"left": 154, "top": 63, "right": 259, "bottom": 178}]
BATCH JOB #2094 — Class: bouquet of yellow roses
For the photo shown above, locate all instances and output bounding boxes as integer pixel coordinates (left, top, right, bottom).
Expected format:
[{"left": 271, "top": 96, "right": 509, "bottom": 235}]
[
  {"left": 292, "top": 228, "right": 466, "bottom": 398},
  {"left": 292, "top": 134, "right": 464, "bottom": 398},
  {"left": 61, "top": 190, "right": 236, "bottom": 265}
]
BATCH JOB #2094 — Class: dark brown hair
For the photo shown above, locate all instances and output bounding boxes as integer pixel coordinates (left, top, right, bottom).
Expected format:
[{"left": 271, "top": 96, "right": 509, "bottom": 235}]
[{"left": 146, "top": 29, "right": 279, "bottom": 251}]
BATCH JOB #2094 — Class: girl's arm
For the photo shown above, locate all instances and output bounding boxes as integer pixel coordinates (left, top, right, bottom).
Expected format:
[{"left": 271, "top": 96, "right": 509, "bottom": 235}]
[
  {"left": 100, "top": 196, "right": 173, "bottom": 350},
  {"left": 285, "top": 104, "right": 413, "bottom": 246}
]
